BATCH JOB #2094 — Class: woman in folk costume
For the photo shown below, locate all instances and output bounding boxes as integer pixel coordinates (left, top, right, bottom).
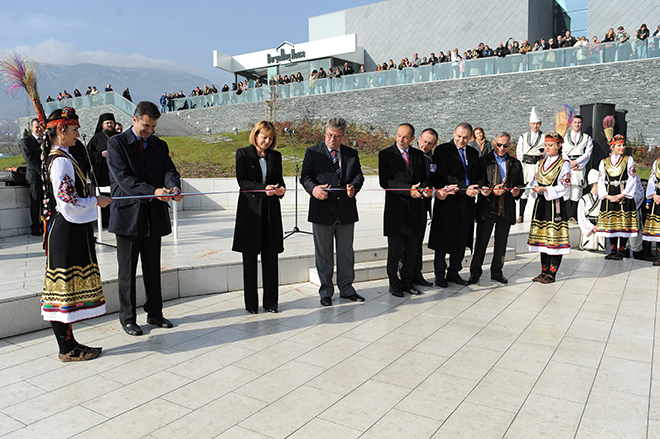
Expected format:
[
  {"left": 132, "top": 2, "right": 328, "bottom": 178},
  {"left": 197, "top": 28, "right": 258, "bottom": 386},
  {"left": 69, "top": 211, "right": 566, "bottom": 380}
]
[
  {"left": 42, "top": 108, "right": 113, "bottom": 361},
  {"left": 643, "top": 157, "right": 660, "bottom": 265},
  {"left": 594, "top": 135, "right": 638, "bottom": 260},
  {"left": 0, "top": 55, "right": 112, "bottom": 361},
  {"left": 527, "top": 131, "right": 571, "bottom": 284}
]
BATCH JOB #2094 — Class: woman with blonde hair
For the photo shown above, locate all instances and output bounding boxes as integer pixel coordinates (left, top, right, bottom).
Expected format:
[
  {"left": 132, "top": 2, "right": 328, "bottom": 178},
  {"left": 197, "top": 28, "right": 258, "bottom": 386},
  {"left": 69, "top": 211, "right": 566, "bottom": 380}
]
[
  {"left": 232, "top": 121, "right": 286, "bottom": 313},
  {"left": 468, "top": 127, "right": 492, "bottom": 157}
]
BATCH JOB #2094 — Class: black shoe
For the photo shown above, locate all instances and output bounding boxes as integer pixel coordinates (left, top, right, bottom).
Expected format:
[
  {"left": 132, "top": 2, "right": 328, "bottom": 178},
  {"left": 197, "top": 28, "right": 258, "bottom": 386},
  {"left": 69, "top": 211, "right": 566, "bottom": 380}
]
[
  {"left": 389, "top": 285, "right": 404, "bottom": 297},
  {"left": 263, "top": 308, "right": 278, "bottom": 313},
  {"left": 146, "top": 316, "right": 173, "bottom": 328},
  {"left": 446, "top": 274, "right": 467, "bottom": 285},
  {"left": 30, "top": 230, "right": 41, "bottom": 236},
  {"left": 467, "top": 275, "right": 479, "bottom": 284},
  {"left": 435, "top": 278, "right": 448, "bottom": 288},
  {"left": 246, "top": 309, "right": 258, "bottom": 314},
  {"left": 412, "top": 276, "right": 433, "bottom": 287},
  {"left": 605, "top": 250, "right": 616, "bottom": 260},
  {"left": 320, "top": 297, "right": 332, "bottom": 306},
  {"left": 491, "top": 274, "right": 508, "bottom": 284},
  {"left": 341, "top": 293, "right": 365, "bottom": 302},
  {"left": 612, "top": 252, "right": 624, "bottom": 261},
  {"left": 403, "top": 284, "right": 423, "bottom": 295},
  {"left": 123, "top": 322, "right": 143, "bottom": 336}
]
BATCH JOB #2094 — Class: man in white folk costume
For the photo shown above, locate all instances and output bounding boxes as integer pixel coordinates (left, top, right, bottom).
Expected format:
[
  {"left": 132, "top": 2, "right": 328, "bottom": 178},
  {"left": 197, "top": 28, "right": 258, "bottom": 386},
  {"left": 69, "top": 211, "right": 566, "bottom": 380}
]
[{"left": 517, "top": 107, "right": 544, "bottom": 223}]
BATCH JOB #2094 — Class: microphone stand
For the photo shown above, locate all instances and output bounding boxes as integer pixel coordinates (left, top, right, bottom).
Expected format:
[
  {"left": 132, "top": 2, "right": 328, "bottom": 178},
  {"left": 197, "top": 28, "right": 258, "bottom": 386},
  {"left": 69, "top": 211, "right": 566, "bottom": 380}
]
[
  {"left": 284, "top": 131, "right": 312, "bottom": 239},
  {"left": 82, "top": 133, "right": 116, "bottom": 249}
]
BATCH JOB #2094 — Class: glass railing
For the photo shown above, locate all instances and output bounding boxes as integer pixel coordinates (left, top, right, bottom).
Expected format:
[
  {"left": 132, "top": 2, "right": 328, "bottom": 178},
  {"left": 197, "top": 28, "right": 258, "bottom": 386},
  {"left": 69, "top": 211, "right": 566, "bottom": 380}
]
[
  {"left": 170, "top": 36, "right": 660, "bottom": 112},
  {"left": 43, "top": 91, "right": 136, "bottom": 116}
]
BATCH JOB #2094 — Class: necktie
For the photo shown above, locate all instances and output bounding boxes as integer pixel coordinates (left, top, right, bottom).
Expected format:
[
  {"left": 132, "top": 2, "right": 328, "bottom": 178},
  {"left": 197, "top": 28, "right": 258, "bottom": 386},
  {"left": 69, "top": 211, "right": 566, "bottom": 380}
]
[
  {"left": 402, "top": 150, "right": 409, "bottom": 170},
  {"left": 458, "top": 148, "right": 469, "bottom": 185},
  {"left": 331, "top": 150, "right": 340, "bottom": 177}
]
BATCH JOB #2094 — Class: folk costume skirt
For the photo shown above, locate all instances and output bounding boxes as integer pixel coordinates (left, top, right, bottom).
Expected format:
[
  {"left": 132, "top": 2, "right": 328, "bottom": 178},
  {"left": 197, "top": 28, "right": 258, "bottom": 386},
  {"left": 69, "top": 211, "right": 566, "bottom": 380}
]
[
  {"left": 595, "top": 197, "right": 638, "bottom": 238},
  {"left": 527, "top": 196, "right": 571, "bottom": 255},
  {"left": 643, "top": 200, "right": 660, "bottom": 242},
  {"left": 41, "top": 213, "right": 106, "bottom": 323}
]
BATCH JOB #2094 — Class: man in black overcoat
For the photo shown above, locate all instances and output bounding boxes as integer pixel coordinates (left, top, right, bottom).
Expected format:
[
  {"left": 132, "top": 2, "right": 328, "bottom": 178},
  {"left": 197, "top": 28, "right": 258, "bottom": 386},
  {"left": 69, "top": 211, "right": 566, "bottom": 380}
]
[
  {"left": 428, "top": 123, "right": 480, "bottom": 287},
  {"left": 379, "top": 123, "right": 428, "bottom": 297},
  {"left": 87, "top": 113, "right": 116, "bottom": 227},
  {"left": 468, "top": 132, "right": 523, "bottom": 284},
  {"left": 301, "top": 117, "right": 365, "bottom": 306},
  {"left": 20, "top": 118, "right": 43, "bottom": 236},
  {"left": 107, "top": 101, "right": 183, "bottom": 336}
]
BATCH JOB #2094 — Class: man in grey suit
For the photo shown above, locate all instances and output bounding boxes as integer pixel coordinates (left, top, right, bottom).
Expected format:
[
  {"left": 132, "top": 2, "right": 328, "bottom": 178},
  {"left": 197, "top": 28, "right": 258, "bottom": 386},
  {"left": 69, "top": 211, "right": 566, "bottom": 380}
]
[
  {"left": 20, "top": 118, "right": 43, "bottom": 236},
  {"left": 301, "top": 118, "right": 365, "bottom": 306}
]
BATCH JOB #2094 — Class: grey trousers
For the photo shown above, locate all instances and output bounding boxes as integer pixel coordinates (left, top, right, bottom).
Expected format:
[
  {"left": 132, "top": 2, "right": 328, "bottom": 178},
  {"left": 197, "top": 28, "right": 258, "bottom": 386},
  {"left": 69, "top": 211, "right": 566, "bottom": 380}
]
[{"left": 313, "top": 221, "right": 356, "bottom": 298}]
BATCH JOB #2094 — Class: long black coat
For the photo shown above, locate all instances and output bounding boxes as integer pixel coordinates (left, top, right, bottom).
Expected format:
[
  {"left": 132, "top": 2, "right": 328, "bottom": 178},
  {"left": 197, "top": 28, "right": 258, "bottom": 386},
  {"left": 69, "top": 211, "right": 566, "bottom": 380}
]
[
  {"left": 474, "top": 151, "right": 524, "bottom": 225},
  {"left": 107, "top": 129, "right": 181, "bottom": 237},
  {"left": 379, "top": 144, "right": 427, "bottom": 237},
  {"left": 19, "top": 135, "right": 41, "bottom": 197},
  {"left": 300, "top": 142, "right": 364, "bottom": 225},
  {"left": 428, "top": 141, "right": 479, "bottom": 252},
  {"left": 232, "top": 145, "right": 285, "bottom": 254},
  {"left": 87, "top": 131, "right": 112, "bottom": 186}
]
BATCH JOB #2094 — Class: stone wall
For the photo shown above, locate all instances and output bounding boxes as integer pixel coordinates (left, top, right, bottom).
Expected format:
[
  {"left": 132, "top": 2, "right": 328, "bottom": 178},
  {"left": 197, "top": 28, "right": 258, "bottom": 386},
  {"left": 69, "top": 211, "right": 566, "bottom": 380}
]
[
  {"left": 176, "top": 58, "right": 660, "bottom": 144},
  {"left": 0, "top": 186, "right": 30, "bottom": 238}
]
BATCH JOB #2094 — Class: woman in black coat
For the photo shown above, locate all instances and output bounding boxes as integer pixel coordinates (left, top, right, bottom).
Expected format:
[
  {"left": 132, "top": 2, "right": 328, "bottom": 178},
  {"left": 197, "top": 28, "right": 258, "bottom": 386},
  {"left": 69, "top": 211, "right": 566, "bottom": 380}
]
[{"left": 232, "top": 121, "right": 286, "bottom": 314}]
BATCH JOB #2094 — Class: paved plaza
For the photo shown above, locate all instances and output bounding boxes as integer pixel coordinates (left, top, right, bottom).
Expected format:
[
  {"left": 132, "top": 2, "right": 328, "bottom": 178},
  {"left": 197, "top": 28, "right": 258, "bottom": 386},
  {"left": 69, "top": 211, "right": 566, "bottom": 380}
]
[{"left": 0, "top": 231, "right": 658, "bottom": 438}]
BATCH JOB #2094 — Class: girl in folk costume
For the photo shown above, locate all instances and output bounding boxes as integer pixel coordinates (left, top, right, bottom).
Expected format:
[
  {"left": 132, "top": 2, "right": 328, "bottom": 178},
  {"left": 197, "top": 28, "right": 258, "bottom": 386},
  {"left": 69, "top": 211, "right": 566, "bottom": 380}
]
[
  {"left": 527, "top": 131, "right": 572, "bottom": 284},
  {"left": 0, "top": 55, "right": 112, "bottom": 361},
  {"left": 594, "top": 135, "right": 638, "bottom": 260},
  {"left": 42, "top": 108, "right": 113, "bottom": 361},
  {"left": 643, "top": 158, "right": 660, "bottom": 265}
]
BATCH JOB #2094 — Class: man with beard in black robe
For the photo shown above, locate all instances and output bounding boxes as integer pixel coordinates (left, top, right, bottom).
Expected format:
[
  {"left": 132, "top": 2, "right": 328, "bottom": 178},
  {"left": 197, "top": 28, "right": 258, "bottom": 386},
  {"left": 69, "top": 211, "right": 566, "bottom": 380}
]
[{"left": 87, "top": 113, "right": 116, "bottom": 226}]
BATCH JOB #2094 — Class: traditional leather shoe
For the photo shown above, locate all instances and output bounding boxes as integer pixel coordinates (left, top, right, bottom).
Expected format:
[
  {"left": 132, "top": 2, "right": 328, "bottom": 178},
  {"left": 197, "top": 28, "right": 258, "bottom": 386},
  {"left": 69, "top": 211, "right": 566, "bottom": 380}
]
[
  {"left": 654, "top": 259, "right": 660, "bottom": 266},
  {"left": 435, "top": 278, "right": 448, "bottom": 288},
  {"left": 532, "top": 273, "right": 547, "bottom": 282},
  {"left": 320, "top": 297, "right": 332, "bottom": 306},
  {"left": 605, "top": 251, "right": 616, "bottom": 260},
  {"left": 341, "top": 293, "right": 365, "bottom": 302},
  {"left": 389, "top": 285, "right": 404, "bottom": 297},
  {"left": 123, "top": 322, "right": 143, "bottom": 336},
  {"left": 147, "top": 317, "right": 173, "bottom": 328},
  {"left": 491, "top": 274, "right": 508, "bottom": 284},
  {"left": 58, "top": 344, "right": 102, "bottom": 362},
  {"left": 412, "top": 276, "right": 433, "bottom": 287},
  {"left": 263, "top": 308, "right": 278, "bottom": 313},
  {"left": 539, "top": 275, "right": 556, "bottom": 284},
  {"left": 403, "top": 284, "right": 422, "bottom": 295},
  {"left": 446, "top": 274, "right": 467, "bottom": 285},
  {"left": 612, "top": 252, "right": 624, "bottom": 261},
  {"left": 516, "top": 216, "right": 524, "bottom": 224},
  {"left": 467, "top": 275, "right": 480, "bottom": 284}
]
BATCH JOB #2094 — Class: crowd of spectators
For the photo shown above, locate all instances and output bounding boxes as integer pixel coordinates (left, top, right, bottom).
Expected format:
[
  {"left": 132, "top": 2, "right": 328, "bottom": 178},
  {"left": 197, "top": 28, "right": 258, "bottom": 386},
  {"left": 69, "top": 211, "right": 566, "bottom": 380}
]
[{"left": 45, "top": 84, "right": 133, "bottom": 104}]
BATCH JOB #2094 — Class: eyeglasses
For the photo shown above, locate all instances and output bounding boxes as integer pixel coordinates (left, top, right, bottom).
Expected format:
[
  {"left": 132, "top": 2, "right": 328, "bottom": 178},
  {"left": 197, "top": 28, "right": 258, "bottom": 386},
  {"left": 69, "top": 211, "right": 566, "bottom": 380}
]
[
  {"left": 326, "top": 133, "right": 343, "bottom": 140},
  {"left": 495, "top": 143, "right": 510, "bottom": 148}
]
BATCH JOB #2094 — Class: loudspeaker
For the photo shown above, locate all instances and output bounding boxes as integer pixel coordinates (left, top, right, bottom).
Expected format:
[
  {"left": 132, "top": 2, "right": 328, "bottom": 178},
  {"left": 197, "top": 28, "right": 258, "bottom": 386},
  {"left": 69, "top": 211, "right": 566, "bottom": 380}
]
[{"left": 580, "top": 103, "right": 615, "bottom": 171}]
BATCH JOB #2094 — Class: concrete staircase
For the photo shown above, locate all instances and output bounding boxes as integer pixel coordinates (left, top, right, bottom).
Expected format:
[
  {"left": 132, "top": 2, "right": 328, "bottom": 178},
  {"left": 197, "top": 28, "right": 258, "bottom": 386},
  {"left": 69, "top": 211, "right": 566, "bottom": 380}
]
[{"left": 155, "top": 113, "right": 203, "bottom": 137}]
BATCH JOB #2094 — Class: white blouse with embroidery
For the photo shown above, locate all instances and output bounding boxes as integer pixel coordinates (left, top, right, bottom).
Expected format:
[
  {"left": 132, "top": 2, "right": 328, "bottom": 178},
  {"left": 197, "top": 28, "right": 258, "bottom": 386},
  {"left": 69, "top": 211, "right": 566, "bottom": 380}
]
[
  {"left": 49, "top": 146, "right": 98, "bottom": 224},
  {"left": 530, "top": 155, "right": 571, "bottom": 201},
  {"left": 597, "top": 154, "right": 637, "bottom": 200}
]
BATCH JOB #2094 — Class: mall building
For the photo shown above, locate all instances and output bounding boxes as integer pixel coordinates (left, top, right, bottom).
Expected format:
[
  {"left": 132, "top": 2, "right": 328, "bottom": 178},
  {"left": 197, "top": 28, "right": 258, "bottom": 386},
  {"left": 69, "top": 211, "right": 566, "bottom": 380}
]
[{"left": 213, "top": 0, "right": 657, "bottom": 83}]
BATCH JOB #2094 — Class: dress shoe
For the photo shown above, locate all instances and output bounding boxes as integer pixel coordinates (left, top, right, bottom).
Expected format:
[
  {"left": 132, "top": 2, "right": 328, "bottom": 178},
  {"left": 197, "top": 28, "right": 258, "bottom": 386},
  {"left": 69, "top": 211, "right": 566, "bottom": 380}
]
[
  {"left": 467, "top": 275, "right": 480, "bottom": 284},
  {"left": 446, "top": 274, "right": 467, "bottom": 285},
  {"left": 320, "top": 297, "right": 332, "bottom": 306},
  {"left": 412, "top": 276, "right": 433, "bottom": 287},
  {"left": 246, "top": 309, "right": 258, "bottom": 314},
  {"left": 263, "top": 308, "right": 278, "bottom": 313},
  {"left": 341, "top": 293, "right": 365, "bottom": 302},
  {"left": 491, "top": 274, "right": 508, "bottom": 284},
  {"left": 147, "top": 316, "right": 173, "bottom": 328},
  {"left": 123, "top": 323, "right": 143, "bottom": 336},
  {"left": 403, "top": 284, "right": 422, "bottom": 295},
  {"left": 389, "top": 285, "right": 404, "bottom": 297},
  {"left": 435, "top": 278, "right": 448, "bottom": 288}
]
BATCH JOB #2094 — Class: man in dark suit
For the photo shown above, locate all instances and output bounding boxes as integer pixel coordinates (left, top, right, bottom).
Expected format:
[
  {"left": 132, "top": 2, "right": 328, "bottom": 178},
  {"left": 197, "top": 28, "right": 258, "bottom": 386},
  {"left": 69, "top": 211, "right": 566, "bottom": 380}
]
[
  {"left": 429, "top": 122, "right": 480, "bottom": 287},
  {"left": 107, "top": 101, "right": 183, "bottom": 336},
  {"left": 20, "top": 118, "right": 43, "bottom": 236},
  {"left": 379, "top": 123, "right": 428, "bottom": 297},
  {"left": 301, "top": 118, "right": 365, "bottom": 307},
  {"left": 469, "top": 132, "right": 523, "bottom": 284}
]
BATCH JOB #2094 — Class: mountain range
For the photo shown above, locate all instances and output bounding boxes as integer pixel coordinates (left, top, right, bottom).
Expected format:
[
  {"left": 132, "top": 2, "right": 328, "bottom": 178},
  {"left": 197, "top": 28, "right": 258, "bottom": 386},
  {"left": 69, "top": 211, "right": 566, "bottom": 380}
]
[{"left": 0, "top": 63, "right": 218, "bottom": 123}]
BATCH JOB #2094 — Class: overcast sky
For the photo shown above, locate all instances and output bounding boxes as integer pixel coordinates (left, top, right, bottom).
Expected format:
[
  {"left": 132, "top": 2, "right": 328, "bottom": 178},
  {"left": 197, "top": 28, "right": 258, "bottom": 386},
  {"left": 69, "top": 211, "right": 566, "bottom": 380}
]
[{"left": 0, "top": 0, "right": 376, "bottom": 86}]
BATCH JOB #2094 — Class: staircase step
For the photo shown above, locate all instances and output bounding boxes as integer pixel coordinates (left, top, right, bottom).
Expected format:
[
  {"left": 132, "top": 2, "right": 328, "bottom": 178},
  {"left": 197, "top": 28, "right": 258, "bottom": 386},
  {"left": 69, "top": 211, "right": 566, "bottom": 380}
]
[{"left": 309, "top": 246, "right": 515, "bottom": 286}]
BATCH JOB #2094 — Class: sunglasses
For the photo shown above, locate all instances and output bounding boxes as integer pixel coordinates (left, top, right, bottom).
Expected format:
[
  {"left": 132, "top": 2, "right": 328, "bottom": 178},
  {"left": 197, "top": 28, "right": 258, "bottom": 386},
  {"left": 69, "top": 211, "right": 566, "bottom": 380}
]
[{"left": 495, "top": 143, "right": 510, "bottom": 148}]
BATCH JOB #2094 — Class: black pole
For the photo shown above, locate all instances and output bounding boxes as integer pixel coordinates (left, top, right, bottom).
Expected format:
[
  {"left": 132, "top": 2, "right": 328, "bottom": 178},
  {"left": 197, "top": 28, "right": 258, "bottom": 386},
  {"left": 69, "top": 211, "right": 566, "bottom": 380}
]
[{"left": 284, "top": 131, "right": 312, "bottom": 239}]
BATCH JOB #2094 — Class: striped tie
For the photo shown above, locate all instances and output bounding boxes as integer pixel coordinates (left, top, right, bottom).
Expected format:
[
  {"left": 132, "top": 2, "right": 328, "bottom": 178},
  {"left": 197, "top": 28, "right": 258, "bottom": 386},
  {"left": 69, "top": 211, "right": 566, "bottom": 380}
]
[{"left": 332, "top": 150, "right": 340, "bottom": 177}]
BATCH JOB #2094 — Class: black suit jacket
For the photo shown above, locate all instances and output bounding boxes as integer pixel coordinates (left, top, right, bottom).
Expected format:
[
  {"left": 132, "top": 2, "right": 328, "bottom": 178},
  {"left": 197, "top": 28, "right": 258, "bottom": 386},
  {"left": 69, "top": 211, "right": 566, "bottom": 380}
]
[
  {"left": 107, "top": 129, "right": 181, "bottom": 237},
  {"left": 20, "top": 135, "right": 41, "bottom": 188},
  {"left": 232, "top": 145, "right": 285, "bottom": 254},
  {"left": 301, "top": 142, "right": 364, "bottom": 225},
  {"left": 378, "top": 144, "right": 427, "bottom": 236},
  {"left": 474, "top": 152, "right": 524, "bottom": 225},
  {"left": 87, "top": 131, "right": 112, "bottom": 186},
  {"left": 428, "top": 141, "right": 479, "bottom": 252}
]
